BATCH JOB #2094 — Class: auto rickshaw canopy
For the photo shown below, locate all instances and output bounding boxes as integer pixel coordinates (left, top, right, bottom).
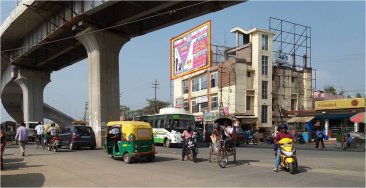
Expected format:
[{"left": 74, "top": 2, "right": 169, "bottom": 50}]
[{"left": 106, "top": 121, "right": 152, "bottom": 141}]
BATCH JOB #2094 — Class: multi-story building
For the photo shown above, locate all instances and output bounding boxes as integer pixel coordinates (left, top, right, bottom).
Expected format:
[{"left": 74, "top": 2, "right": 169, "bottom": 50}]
[{"left": 173, "top": 26, "right": 313, "bottom": 133}]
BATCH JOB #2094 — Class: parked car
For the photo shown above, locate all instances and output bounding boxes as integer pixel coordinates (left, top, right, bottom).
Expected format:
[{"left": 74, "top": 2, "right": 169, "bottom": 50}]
[{"left": 59, "top": 125, "right": 96, "bottom": 150}]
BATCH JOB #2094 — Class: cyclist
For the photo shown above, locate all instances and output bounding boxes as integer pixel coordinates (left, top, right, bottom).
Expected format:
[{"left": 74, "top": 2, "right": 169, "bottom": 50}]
[{"left": 34, "top": 122, "right": 45, "bottom": 147}]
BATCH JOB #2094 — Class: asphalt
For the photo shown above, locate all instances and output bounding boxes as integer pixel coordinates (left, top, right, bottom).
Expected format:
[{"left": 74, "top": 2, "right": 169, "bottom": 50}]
[{"left": 196, "top": 140, "right": 366, "bottom": 152}]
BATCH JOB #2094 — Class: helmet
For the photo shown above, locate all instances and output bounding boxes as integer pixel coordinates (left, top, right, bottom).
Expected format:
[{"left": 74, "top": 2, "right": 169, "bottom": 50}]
[
  {"left": 51, "top": 122, "right": 55, "bottom": 127},
  {"left": 279, "top": 124, "right": 288, "bottom": 130}
]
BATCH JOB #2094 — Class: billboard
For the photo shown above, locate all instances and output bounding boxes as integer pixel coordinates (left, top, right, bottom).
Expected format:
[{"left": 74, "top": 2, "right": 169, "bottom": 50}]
[
  {"left": 314, "top": 98, "right": 365, "bottom": 110},
  {"left": 170, "top": 20, "right": 211, "bottom": 80}
]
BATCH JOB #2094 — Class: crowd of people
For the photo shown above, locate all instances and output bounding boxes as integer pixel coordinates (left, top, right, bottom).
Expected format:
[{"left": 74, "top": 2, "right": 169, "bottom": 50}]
[{"left": 0, "top": 121, "right": 59, "bottom": 169}]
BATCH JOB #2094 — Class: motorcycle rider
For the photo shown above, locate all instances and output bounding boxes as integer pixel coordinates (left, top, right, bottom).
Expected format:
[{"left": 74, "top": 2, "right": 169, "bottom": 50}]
[
  {"left": 273, "top": 124, "right": 293, "bottom": 172},
  {"left": 181, "top": 126, "right": 196, "bottom": 162},
  {"left": 46, "top": 123, "right": 59, "bottom": 144}
]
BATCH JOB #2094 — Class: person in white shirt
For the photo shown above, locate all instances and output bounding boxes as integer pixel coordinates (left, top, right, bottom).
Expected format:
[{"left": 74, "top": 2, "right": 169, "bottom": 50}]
[{"left": 34, "top": 122, "right": 45, "bottom": 144}]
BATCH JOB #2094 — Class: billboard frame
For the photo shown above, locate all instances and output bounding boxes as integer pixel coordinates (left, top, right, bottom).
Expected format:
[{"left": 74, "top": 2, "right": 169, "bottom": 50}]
[{"left": 170, "top": 20, "right": 212, "bottom": 80}]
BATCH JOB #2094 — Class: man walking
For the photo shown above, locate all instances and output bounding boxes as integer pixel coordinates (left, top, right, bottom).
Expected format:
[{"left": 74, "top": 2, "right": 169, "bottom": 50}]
[{"left": 15, "top": 122, "right": 28, "bottom": 157}]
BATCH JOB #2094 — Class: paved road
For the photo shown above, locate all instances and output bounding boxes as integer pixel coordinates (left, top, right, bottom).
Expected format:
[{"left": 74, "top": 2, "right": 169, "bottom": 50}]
[{"left": 1, "top": 142, "right": 365, "bottom": 187}]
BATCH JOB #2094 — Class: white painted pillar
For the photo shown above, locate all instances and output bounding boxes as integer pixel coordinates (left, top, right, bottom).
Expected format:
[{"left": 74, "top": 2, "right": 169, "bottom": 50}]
[
  {"left": 324, "top": 119, "right": 329, "bottom": 136},
  {"left": 76, "top": 27, "right": 130, "bottom": 147},
  {"left": 14, "top": 69, "right": 50, "bottom": 125},
  {"left": 354, "top": 122, "right": 359, "bottom": 132}
]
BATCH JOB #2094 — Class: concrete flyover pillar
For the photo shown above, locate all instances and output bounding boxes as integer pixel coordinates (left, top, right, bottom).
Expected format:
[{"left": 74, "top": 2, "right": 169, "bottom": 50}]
[
  {"left": 14, "top": 68, "right": 50, "bottom": 124},
  {"left": 76, "top": 27, "right": 130, "bottom": 147}
]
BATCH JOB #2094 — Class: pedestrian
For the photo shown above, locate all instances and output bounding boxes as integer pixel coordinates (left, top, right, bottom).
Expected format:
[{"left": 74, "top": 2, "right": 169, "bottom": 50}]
[
  {"left": 342, "top": 134, "right": 347, "bottom": 150},
  {"left": 346, "top": 133, "right": 352, "bottom": 151},
  {"left": 335, "top": 130, "right": 343, "bottom": 149},
  {"left": 15, "top": 122, "right": 28, "bottom": 157},
  {"left": 315, "top": 128, "right": 325, "bottom": 149},
  {"left": 1, "top": 125, "right": 7, "bottom": 169}
]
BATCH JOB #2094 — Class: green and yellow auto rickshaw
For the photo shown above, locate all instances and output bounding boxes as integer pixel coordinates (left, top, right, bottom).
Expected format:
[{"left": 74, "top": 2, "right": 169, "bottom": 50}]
[{"left": 104, "top": 121, "right": 156, "bottom": 163}]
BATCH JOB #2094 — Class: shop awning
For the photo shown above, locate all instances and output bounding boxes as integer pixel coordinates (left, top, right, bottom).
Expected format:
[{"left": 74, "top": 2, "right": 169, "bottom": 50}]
[
  {"left": 287, "top": 116, "right": 315, "bottom": 123},
  {"left": 234, "top": 116, "right": 257, "bottom": 124}
]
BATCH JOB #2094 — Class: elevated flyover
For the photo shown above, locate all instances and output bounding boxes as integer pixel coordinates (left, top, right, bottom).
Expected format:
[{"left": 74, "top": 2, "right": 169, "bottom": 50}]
[{"left": 1, "top": 0, "right": 245, "bottom": 146}]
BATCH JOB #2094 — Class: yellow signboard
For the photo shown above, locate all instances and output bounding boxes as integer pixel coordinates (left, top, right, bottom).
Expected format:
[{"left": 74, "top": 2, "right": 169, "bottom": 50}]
[{"left": 315, "top": 98, "right": 365, "bottom": 110}]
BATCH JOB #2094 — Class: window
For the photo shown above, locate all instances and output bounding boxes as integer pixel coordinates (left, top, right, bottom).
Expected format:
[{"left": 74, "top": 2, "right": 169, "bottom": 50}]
[
  {"left": 184, "top": 100, "right": 189, "bottom": 111},
  {"left": 192, "top": 100, "right": 199, "bottom": 113},
  {"left": 246, "top": 96, "right": 251, "bottom": 110},
  {"left": 262, "top": 34, "right": 268, "bottom": 51},
  {"left": 211, "top": 96, "right": 218, "bottom": 111},
  {"left": 262, "top": 56, "right": 268, "bottom": 75},
  {"left": 247, "top": 72, "right": 251, "bottom": 77},
  {"left": 211, "top": 72, "right": 218, "bottom": 88},
  {"left": 192, "top": 78, "right": 200, "bottom": 92},
  {"left": 291, "top": 99, "right": 296, "bottom": 111},
  {"left": 291, "top": 77, "right": 295, "bottom": 83},
  {"left": 183, "top": 80, "right": 188, "bottom": 94},
  {"left": 201, "top": 75, "right": 207, "bottom": 90},
  {"left": 200, "top": 102, "right": 208, "bottom": 113},
  {"left": 261, "top": 105, "right": 268, "bottom": 123},
  {"left": 262, "top": 81, "right": 268, "bottom": 99}
]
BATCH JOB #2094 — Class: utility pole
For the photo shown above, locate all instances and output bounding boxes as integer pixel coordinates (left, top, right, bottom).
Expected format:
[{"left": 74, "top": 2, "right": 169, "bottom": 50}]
[
  {"left": 83, "top": 101, "right": 88, "bottom": 122},
  {"left": 152, "top": 80, "right": 160, "bottom": 114},
  {"left": 218, "top": 63, "right": 226, "bottom": 116}
]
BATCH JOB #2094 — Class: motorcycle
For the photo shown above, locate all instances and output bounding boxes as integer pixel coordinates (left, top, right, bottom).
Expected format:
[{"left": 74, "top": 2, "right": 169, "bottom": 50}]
[
  {"left": 47, "top": 135, "right": 62, "bottom": 152},
  {"left": 245, "top": 134, "right": 258, "bottom": 145},
  {"left": 278, "top": 138, "right": 298, "bottom": 174},
  {"left": 183, "top": 136, "right": 198, "bottom": 163}
]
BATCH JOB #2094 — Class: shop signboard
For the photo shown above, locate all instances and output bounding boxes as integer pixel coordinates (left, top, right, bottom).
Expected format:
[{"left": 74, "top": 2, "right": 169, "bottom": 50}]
[
  {"left": 204, "top": 111, "right": 218, "bottom": 121},
  {"left": 314, "top": 98, "right": 365, "bottom": 110},
  {"left": 170, "top": 20, "right": 211, "bottom": 80}
]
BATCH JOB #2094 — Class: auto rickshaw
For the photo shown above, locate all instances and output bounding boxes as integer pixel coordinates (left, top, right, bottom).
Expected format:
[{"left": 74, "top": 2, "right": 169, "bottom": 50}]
[{"left": 104, "top": 121, "right": 156, "bottom": 164}]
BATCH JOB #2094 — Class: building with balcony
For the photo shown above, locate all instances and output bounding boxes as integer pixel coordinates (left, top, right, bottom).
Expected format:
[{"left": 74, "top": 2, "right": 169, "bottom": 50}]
[{"left": 173, "top": 26, "right": 313, "bottom": 134}]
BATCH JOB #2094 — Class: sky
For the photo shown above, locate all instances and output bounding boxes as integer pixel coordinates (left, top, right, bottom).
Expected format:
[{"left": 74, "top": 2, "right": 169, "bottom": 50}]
[{"left": 1, "top": 0, "right": 365, "bottom": 122}]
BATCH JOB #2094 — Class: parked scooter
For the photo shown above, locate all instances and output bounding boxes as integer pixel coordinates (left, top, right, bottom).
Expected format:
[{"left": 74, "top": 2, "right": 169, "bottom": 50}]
[
  {"left": 47, "top": 135, "right": 62, "bottom": 152},
  {"left": 244, "top": 132, "right": 258, "bottom": 145},
  {"left": 278, "top": 137, "right": 298, "bottom": 174},
  {"left": 183, "top": 136, "right": 198, "bottom": 163}
]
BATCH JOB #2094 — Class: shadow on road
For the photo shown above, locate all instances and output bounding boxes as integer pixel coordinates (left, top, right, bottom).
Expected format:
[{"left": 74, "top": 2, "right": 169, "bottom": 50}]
[
  {"left": 296, "top": 165, "right": 312, "bottom": 174},
  {"left": 1, "top": 173, "right": 45, "bottom": 187},
  {"left": 2, "top": 161, "right": 46, "bottom": 171},
  {"left": 224, "top": 159, "right": 261, "bottom": 168},
  {"left": 3, "top": 157, "right": 24, "bottom": 163}
]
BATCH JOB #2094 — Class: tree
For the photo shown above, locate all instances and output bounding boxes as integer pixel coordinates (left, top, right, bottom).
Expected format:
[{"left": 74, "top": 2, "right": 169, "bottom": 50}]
[
  {"left": 142, "top": 99, "right": 170, "bottom": 115},
  {"left": 324, "top": 85, "right": 337, "bottom": 94},
  {"left": 338, "top": 89, "right": 345, "bottom": 96},
  {"left": 356, "top": 93, "right": 362, "bottom": 98}
]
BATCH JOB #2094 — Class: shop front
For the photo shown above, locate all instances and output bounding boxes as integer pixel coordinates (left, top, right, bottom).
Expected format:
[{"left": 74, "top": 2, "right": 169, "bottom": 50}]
[{"left": 287, "top": 98, "right": 365, "bottom": 141}]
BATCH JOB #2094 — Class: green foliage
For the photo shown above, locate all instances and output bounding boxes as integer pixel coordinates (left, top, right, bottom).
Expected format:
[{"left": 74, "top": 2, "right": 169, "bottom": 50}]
[
  {"left": 355, "top": 93, "right": 362, "bottom": 98},
  {"left": 142, "top": 99, "right": 170, "bottom": 115},
  {"left": 324, "top": 85, "right": 337, "bottom": 94}
]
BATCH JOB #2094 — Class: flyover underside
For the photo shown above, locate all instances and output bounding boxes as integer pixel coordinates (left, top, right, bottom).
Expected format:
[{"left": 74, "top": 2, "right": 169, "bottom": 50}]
[{"left": 2, "top": 1, "right": 242, "bottom": 71}]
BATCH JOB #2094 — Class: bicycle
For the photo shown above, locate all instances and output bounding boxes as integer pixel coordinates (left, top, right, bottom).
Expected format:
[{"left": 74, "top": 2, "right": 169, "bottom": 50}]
[
  {"left": 35, "top": 134, "right": 46, "bottom": 149},
  {"left": 209, "top": 139, "right": 236, "bottom": 168}
]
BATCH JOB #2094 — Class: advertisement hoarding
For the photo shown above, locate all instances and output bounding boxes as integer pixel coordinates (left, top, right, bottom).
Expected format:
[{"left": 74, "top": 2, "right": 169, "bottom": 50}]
[
  {"left": 314, "top": 98, "right": 365, "bottom": 110},
  {"left": 170, "top": 20, "right": 211, "bottom": 80}
]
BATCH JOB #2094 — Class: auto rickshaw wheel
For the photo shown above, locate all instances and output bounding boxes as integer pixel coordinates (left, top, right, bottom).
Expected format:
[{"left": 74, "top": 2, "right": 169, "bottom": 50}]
[
  {"left": 123, "top": 153, "right": 131, "bottom": 164},
  {"left": 69, "top": 143, "right": 74, "bottom": 150},
  {"left": 146, "top": 156, "right": 154, "bottom": 162},
  {"left": 208, "top": 145, "right": 212, "bottom": 163},
  {"left": 164, "top": 139, "right": 171, "bottom": 148},
  {"left": 233, "top": 148, "right": 236, "bottom": 164}
]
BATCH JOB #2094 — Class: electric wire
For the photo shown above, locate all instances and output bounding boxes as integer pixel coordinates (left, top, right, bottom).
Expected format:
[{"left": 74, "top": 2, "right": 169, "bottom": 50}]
[{"left": 0, "top": 1, "right": 209, "bottom": 53}]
